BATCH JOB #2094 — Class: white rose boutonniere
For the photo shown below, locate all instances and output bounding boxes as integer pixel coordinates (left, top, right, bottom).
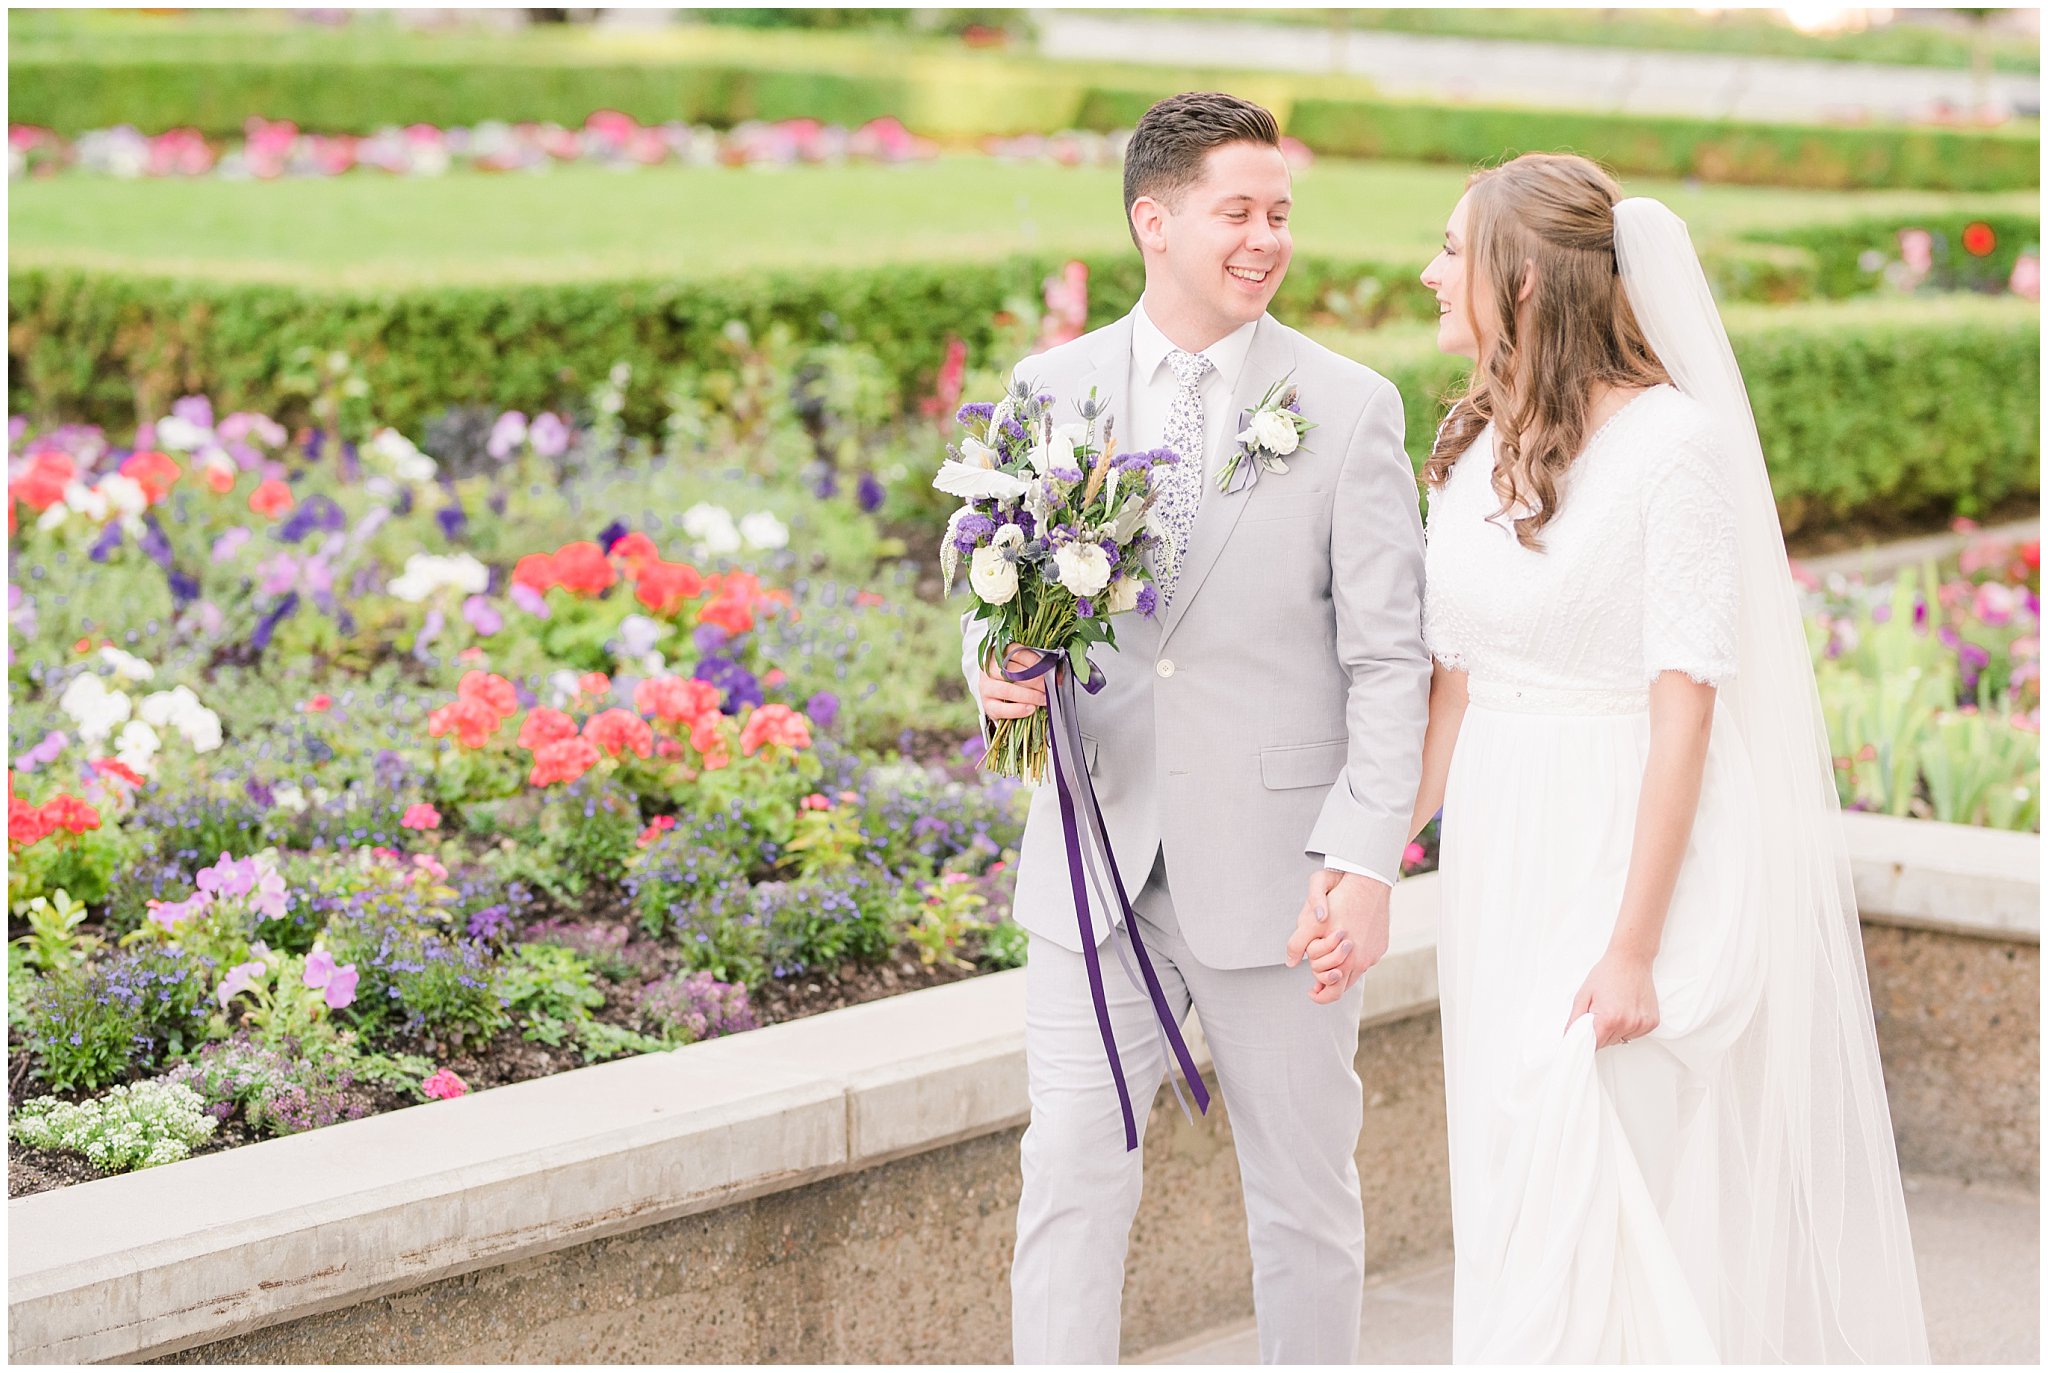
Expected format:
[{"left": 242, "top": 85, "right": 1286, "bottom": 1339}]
[{"left": 1217, "top": 377, "right": 1315, "bottom": 494}]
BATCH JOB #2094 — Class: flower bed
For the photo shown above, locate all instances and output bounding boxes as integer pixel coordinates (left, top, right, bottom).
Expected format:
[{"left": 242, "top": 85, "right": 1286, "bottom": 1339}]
[{"left": 5, "top": 387, "right": 1026, "bottom": 1194}]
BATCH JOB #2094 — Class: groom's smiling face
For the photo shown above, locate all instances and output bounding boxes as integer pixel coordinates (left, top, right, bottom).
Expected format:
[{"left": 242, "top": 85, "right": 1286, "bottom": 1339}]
[{"left": 1135, "top": 140, "right": 1294, "bottom": 344}]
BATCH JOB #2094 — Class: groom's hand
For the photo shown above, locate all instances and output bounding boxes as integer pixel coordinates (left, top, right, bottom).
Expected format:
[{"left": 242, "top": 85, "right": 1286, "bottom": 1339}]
[
  {"left": 1286, "top": 870, "right": 1390, "bottom": 1005},
  {"left": 980, "top": 645, "right": 1049, "bottom": 721}
]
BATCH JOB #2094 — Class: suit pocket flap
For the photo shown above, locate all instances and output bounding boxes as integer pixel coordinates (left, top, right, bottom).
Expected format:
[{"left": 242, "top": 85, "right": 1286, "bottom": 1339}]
[
  {"left": 1259, "top": 739, "right": 1348, "bottom": 790},
  {"left": 1079, "top": 732, "right": 1100, "bottom": 771}
]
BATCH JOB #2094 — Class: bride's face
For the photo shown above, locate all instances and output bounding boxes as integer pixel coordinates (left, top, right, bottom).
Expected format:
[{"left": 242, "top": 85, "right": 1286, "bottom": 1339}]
[{"left": 1421, "top": 193, "right": 1480, "bottom": 360}]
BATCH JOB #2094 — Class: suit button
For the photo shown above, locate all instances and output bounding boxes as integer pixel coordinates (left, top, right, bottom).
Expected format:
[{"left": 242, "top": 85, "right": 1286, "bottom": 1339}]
[{"left": 1156, "top": 659, "right": 1176, "bottom": 679}]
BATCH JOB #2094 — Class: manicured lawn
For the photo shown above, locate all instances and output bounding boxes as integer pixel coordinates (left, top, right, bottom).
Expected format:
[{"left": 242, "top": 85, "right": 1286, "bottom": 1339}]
[{"left": 9, "top": 155, "right": 2035, "bottom": 289}]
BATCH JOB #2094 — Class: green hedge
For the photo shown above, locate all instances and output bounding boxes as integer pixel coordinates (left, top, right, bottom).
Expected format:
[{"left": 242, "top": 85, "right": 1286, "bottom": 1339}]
[
  {"left": 1284, "top": 97, "right": 2040, "bottom": 193},
  {"left": 1325, "top": 297, "right": 2040, "bottom": 534},
  {"left": 1748, "top": 212, "right": 2041, "bottom": 298},
  {"left": 11, "top": 53, "right": 2036, "bottom": 192}
]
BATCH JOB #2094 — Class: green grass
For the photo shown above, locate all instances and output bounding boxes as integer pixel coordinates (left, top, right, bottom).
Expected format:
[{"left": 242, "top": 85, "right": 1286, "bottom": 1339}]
[
  {"left": 9, "top": 155, "right": 2035, "bottom": 290},
  {"left": 1127, "top": 7, "right": 2041, "bottom": 76}
]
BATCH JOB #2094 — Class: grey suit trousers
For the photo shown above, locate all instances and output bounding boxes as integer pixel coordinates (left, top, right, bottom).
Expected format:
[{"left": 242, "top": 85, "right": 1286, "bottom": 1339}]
[{"left": 1011, "top": 854, "right": 1368, "bottom": 1364}]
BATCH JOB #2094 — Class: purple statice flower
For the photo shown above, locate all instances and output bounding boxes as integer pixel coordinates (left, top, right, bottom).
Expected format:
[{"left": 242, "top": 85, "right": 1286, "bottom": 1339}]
[
  {"left": 528, "top": 413, "right": 570, "bottom": 459},
  {"left": 1075, "top": 598, "right": 1095, "bottom": 618},
  {"left": 461, "top": 595, "right": 502, "bottom": 637},
  {"left": 805, "top": 691, "right": 840, "bottom": 731},
  {"left": 952, "top": 512, "right": 996, "bottom": 553},
  {"left": 1136, "top": 584, "right": 1159, "bottom": 618},
  {"left": 955, "top": 402, "right": 996, "bottom": 426},
  {"left": 1100, "top": 540, "right": 1120, "bottom": 569},
  {"left": 694, "top": 656, "right": 763, "bottom": 714},
  {"left": 857, "top": 471, "right": 886, "bottom": 513},
  {"left": 1048, "top": 466, "right": 1084, "bottom": 484}
]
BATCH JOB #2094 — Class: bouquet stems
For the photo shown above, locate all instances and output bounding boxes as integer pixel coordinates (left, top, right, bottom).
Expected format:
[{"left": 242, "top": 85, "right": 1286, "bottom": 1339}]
[{"left": 983, "top": 600, "right": 1075, "bottom": 784}]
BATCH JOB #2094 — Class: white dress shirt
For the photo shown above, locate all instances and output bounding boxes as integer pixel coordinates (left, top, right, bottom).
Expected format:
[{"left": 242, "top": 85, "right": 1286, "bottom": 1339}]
[{"left": 1127, "top": 300, "right": 1395, "bottom": 891}]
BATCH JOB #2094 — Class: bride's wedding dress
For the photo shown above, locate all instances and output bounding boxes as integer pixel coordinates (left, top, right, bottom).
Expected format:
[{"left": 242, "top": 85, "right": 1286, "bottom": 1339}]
[{"left": 1418, "top": 198, "right": 1930, "bottom": 1364}]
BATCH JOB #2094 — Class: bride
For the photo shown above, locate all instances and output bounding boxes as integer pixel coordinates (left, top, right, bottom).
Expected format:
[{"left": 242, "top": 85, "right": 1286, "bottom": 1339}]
[{"left": 1404, "top": 153, "right": 1930, "bottom": 1361}]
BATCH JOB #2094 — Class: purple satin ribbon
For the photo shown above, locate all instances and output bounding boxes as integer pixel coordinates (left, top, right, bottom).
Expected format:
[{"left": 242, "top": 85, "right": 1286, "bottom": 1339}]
[{"left": 1006, "top": 649, "right": 1211, "bottom": 1151}]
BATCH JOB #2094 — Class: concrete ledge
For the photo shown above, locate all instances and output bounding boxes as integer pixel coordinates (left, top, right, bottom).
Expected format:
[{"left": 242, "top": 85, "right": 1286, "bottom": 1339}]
[{"left": 9, "top": 818, "right": 2033, "bottom": 1363}]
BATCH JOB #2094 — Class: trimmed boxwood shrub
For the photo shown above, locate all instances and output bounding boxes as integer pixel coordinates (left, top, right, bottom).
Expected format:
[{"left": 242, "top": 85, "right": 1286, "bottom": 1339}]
[{"left": 1336, "top": 297, "right": 2040, "bottom": 535}]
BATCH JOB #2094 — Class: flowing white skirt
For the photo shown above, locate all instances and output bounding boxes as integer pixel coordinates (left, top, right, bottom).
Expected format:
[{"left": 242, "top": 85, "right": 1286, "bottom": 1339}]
[{"left": 1437, "top": 686, "right": 1766, "bottom": 1363}]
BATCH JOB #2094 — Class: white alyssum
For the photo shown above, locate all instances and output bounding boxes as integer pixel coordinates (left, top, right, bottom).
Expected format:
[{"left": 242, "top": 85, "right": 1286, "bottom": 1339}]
[{"left": 9, "top": 1082, "right": 217, "bottom": 1172}]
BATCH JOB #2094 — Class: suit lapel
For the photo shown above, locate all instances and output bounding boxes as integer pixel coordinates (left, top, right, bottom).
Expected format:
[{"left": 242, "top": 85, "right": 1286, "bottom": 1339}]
[
  {"left": 1057, "top": 311, "right": 1134, "bottom": 459},
  {"left": 1159, "top": 316, "right": 1296, "bottom": 646}
]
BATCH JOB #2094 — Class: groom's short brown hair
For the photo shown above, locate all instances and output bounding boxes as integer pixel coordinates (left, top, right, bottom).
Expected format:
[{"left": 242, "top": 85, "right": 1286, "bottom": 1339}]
[{"left": 1123, "top": 92, "right": 1282, "bottom": 248}]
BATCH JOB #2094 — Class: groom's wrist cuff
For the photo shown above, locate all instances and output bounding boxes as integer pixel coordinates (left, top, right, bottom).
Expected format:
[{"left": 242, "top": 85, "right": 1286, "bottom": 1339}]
[{"left": 1317, "top": 853, "right": 1394, "bottom": 888}]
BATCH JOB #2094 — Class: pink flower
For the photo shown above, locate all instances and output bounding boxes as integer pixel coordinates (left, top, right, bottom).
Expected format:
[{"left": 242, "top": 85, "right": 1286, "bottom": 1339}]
[
  {"left": 412, "top": 853, "right": 448, "bottom": 882},
  {"left": 216, "top": 958, "right": 267, "bottom": 1009},
  {"left": 422, "top": 1068, "right": 468, "bottom": 1100},
  {"left": 401, "top": 802, "right": 442, "bottom": 830},
  {"left": 301, "top": 948, "right": 361, "bottom": 1010},
  {"left": 147, "top": 890, "right": 212, "bottom": 933},
  {"left": 1402, "top": 842, "right": 1428, "bottom": 871}
]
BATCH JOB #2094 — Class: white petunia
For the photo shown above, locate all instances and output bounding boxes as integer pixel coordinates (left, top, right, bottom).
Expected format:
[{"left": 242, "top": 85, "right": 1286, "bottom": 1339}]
[
  {"left": 739, "top": 511, "right": 789, "bottom": 550},
  {"left": 368, "top": 428, "right": 438, "bottom": 482},
  {"left": 152, "top": 415, "right": 210, "bottom": 452},
  {"left": 98, "top": 474, "right": 149, "bottom": 520},
  {"left": 933, "top": 462, "right": 1032, "bottom": 502},
  {"left": 114, "top": 720, "right": 162, "bottom": 774},
  {"left": 682, "top": 502, "right": 743, "bottom": 555},
  {"left": 60, "top": 674, "right": 132, "bottom": 745},
  {"left": 98, "top": 646, "right": 156, "bottom": 682},
  {"left": 1054, "top": 542, "right": 1112, "bottom": 600},
  {"left": 386, "top": 552, "right": 491, "bottom": 603}
]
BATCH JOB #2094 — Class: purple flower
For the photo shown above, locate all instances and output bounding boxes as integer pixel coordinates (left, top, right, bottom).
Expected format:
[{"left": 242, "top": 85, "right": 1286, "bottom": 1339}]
[
  {"left": 529, "top": 413, "right": 570, "bottom": 459},
  {"left": 171, "top": 395, "right": 215, "bottom": 432},
  {"left": 251, "top": 592, "right": 299, "bottom": 650},
  {"left": 1048, "top": 466, "right": 1084, "bottom": 484},
  {"left": 467, "top": 904, "right": 513, "bottom": 942},
  {"left": 302, "top": 949, "right": 359, "bottom": 1010},
  {"left": 1075, "top": 598, "right": 1095, "bottom": 618},
  {"left": 461, "top": 594, "right": 502, "bottom": 637},
  {"left": 437, "top": 499, "right": 467, "bottom": 542},
  {"left": 212, "top": 527, "right": 252, "bottom": 563},
  {"left": 952, "top": 513, "right": 996, "bottom": 554},
  {"left": 149, "top": 891, "right": 211, "bottom": 933},
  {"left": 509, "top": 582, "right": 550, "bottom": 618},
  {"left": 1136, "top": 584, "right": 1159, "bottom": 618},
  {"left": 197, "top": 851, "right": 258, "bottom": 899},
  {"left": 693, "top": 623, "right": 730, "bottom": 657},
  {"left": 486, "top": 411, "right": 527, "bottom": 461},
  {"left": 955, "top": 402, "right": 996, "bottom": 426},
  {"left": 857, "top": 472, "right": 886, "bottom": 513},
  {"left": 596, "top": 519, "right": 629, "bottom": 552},
  {"left": 88, "top": 522, "right": 124, "bottom": 563},
  {"left": 806, "top": 691, "right": 840, "bottom": 730},
  {"left": 18, "top": 730, "right": 66, "bottom": 772},
  {"left": 278, "top": 495, "right": 346, "bottom": 545},
  {"left": 694, "top": 656, "right": 763, "bottom": 713}
]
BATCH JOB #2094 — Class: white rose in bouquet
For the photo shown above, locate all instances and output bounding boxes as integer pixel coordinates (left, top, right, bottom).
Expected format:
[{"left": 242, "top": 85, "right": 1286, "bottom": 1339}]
[
  {"left": 1103, "top": 575, "right": 1141, "bottom": 615},
  {"left": 1054, "top": 542, "right": 1112, "bottom": 599},
  {"left": 969, "top": 524, "right": 1025, "bottom": 605}
]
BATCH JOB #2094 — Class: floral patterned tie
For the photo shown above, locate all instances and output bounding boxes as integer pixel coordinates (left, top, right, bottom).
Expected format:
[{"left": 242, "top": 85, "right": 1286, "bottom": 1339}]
[{"left": 1153, "top": 348, "right": 1214, "bottom": 609}]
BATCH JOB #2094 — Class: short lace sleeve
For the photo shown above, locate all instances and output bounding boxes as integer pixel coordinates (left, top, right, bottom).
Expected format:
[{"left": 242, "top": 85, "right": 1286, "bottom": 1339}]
[
  {"left": 1640, "top": 427, "right": 1739, "bottom": 687},
  {"left": 1421, "top": 491, "right": 1469, "bottom": 671}
]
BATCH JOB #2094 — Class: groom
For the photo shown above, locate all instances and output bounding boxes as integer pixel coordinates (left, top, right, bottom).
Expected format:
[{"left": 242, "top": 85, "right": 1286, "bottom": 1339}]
[{"left": 963, "top": 93, "right": 1430, "bottom": 1362}]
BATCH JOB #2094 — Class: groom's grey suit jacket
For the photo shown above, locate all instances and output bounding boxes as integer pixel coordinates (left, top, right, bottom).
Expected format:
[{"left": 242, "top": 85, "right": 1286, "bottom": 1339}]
[{"left": 963, "top": 308, "right": 1429, "bottom": 970}]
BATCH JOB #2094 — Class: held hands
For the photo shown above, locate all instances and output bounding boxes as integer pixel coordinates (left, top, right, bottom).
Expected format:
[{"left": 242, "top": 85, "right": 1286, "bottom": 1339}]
[
  {"left": 979, "top": 645, "right": 1049, "bottom": 721},
  {"left": 1567, "top": 949, "right": 1660, "bottom": 1049},
  {"left": 1285, "top": 869, "right": 1391, "bottom": 1005}
]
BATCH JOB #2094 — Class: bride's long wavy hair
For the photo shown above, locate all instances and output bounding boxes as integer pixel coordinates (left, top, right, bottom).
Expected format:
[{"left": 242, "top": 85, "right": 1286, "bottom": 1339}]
[{"left": 1423, "top": 153, "right": 1670, "bottom": 550}]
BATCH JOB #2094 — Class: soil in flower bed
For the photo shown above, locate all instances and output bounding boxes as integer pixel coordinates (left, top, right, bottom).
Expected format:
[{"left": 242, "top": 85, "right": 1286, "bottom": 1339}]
[{"left": 6, "top": 944, "right": 992, "bottom": 1199}]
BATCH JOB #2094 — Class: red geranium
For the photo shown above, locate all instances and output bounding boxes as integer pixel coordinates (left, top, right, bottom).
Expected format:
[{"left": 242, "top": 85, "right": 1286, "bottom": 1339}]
[
  {"left": 634, "top": 558, "right": 705, "bottom": 616},
  {"left": 516, "top": 706, "right": 578, "bottom": 751},
  {"left": 550, "top": 541, "right": 616, "bottom": 596},
  {"left": 528, "top": 736, "right": 601, "bottom": 787},
  {"left": 39, "top": 793, "right": 102, "bottom": 834},
  {"left": 456, "top": 670, "right": 518, "bottom": 720},
  {"left": 512, "top": 553, "right": 558, "bottom": 592},
  {"left": 119, "top": 450, "right": 181, "bottom": 503},
  {"left": 10, "top": 451, "right": 75, "bottom": 513},
  {"left": 633, "top": 675, "right": 721, "bottom": 725},
  {"left": 699, "top": 593, "right": 755, "bottom": 637},
  {"left": 688, "top": 716, "right": 731, "bottom": 771},
  {"left": 248, "top": 478, "right": 294, "bottom": 518},
  {"left": 739, "top": 704, "right": 813, "bottom": 757},
  {"left": 610, "top": 530, "right": 659, "bottom": 570},
  {"left": 427, "top": 698, "right": 503, "bottom": 750},
  {"left": 582, "top": 708, "right": 653, "bottom": 759}
]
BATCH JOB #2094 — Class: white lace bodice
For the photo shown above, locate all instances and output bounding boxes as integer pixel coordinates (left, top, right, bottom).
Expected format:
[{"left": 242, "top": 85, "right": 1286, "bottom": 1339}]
[{"left": 1423, "top": 385, "right": 1739, "bottom": 702}]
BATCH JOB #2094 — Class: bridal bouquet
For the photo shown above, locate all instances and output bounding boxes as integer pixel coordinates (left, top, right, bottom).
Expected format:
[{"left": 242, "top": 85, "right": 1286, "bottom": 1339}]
[{"left": 937, "top": 378, "right": 1178, "bottom": 783}]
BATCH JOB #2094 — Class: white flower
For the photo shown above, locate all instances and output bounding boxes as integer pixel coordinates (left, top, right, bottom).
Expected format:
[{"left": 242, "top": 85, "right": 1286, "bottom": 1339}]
[
  {"left": 368, "top": 428, "right": 438, "bottom": 482},
  {"left": 958, "top": 437, "right": 1000, "bottom": 469},
  {"left": 548, "top": 669, "right": 586, "bottom": 706},
  {"left": 933, "top": 462, "right": 1031, "bottom": 502},
  {"left": 60, "top": 674, "right": 132, "bottom": 745},
  {"left": 152, "top": 415, "right": 210, "bottom": 452},
  {"left": 1023, "top": 424, "right": 1084, "bottom": 477},
  {"left": 739, "top": 511, "right": 789, "bottom": 550},
  {"left": 969, "top": 545, "right": 1019, "bottom": 606},
  {"left": 272, "top": 782, "right": 309, "bottom": 814},
  {"left": 181, "top": 707, "right": 223, "bottom": 753},
  {"left": 114, "top": 720, "right": 161, "bottom": 774},
  {"left": 386, "top": 553, "right": 490, "bottom": 603},
  {"left": 35, "top": 502, "right": 71, "bottom": 532},
  {"left": 682, "top": 503, "right": 743, "bottom": 555},
  {"left": 1241, "top": 408, "right": 1301, "bottom": 456},
  {"left": 99, "top": 474, "right": 149, "bottom": 520},
  {"left": 62, "top": 481, "right": 108, "bottom": 522},
  {"left": 98, "top": 646, "right": 156, "bottom": 682},
  {"left": 1103, "top": 576, "right": 1141, "bottom": 615},
  {"left": 138, "top": 684, "right": 200, "bottom": 730},
  {"left": 1054, "top": 542, "right": 1112, "bottom": 600}
]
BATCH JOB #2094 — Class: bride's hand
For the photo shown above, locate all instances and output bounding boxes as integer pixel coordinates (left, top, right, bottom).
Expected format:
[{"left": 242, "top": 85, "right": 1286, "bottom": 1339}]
[{"left": 1567, "top": 950, "right": 1659, "bottom": 1049}]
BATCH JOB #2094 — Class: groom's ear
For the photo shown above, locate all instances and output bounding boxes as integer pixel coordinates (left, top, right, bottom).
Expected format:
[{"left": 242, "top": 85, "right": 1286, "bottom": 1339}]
[{"left": 1130, "top": 196, "right": 1170, "bottom": 256}]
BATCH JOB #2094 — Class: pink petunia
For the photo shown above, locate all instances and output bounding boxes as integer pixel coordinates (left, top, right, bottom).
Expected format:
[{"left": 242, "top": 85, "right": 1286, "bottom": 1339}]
[
  {"left": 401, "top": 802, "right": 442, "bottom": 830},
  {"left": 422, "top": 1068, "right": 468, "bottom": 1100}
]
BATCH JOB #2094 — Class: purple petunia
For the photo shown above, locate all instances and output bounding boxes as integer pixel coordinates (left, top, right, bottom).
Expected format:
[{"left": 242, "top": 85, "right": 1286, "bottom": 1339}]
[
  {"left": 857, "top": 471, "right": 887, "bottom": 513},
  {"left": 806, "top": 690, "right": 841, "bottom": 731}
]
